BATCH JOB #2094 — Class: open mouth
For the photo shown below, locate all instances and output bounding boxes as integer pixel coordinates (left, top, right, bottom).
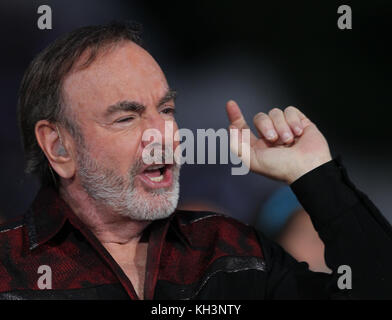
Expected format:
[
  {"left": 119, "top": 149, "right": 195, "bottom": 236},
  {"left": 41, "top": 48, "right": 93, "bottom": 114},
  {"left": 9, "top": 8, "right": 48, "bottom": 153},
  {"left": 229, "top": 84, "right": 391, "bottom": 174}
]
[
  {"left": 143, "top": 164, "right": 167, "bottom": 182},
  {"left": 137, "top": 164, "right": 174, "bottom": 189}
]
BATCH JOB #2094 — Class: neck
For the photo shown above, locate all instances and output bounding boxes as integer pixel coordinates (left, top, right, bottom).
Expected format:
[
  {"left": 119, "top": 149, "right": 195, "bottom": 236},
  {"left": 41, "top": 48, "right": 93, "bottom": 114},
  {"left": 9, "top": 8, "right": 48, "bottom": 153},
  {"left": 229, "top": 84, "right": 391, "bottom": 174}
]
[{"left": 59, "top": 180, "right": 150, "bottom": 245}]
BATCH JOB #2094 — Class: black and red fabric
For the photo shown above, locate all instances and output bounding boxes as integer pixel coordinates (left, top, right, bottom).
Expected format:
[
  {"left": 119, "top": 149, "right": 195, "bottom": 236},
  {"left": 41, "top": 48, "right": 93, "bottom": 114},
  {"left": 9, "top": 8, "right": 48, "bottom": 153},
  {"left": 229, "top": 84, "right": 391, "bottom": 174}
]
[{"left": 0, "top": 159, "right": 391, "bottom": 299}]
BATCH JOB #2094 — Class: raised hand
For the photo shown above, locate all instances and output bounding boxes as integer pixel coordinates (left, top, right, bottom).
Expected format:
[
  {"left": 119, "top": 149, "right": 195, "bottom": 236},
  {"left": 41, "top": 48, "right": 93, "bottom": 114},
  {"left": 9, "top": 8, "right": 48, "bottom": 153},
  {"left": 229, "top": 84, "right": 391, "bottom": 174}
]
[{"left": 226, "top": 100, "right": 332, "bottom": 184}]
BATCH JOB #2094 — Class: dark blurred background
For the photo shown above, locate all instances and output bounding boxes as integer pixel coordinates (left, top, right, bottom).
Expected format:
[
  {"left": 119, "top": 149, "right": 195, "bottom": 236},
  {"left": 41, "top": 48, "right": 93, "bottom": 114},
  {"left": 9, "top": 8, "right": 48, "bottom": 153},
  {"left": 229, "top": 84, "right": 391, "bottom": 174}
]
[{"left": 0, "top": 0, "right": 391, "bottom": 225}]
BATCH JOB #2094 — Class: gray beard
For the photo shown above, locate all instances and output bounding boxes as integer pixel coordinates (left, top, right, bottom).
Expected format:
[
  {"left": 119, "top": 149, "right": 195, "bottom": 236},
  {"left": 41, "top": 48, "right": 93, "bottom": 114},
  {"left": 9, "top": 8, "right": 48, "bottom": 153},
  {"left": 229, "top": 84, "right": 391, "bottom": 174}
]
[{"left": 76, "top": 147, "right": 180, "bottom": 221}]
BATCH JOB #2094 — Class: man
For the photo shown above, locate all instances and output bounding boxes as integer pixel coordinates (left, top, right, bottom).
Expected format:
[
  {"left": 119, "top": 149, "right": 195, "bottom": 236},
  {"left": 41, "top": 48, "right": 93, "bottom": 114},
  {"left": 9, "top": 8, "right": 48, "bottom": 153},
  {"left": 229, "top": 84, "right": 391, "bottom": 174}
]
[{"left": 0, "top": 21, "right": 391, "bottom": 299}]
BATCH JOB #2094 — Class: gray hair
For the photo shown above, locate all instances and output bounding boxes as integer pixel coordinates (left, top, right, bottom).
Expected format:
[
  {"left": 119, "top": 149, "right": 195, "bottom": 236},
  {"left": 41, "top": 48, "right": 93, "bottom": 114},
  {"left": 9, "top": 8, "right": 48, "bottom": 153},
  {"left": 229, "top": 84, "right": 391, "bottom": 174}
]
[{"left": 17, "top": 21, "right": 143, "bottom": 188}]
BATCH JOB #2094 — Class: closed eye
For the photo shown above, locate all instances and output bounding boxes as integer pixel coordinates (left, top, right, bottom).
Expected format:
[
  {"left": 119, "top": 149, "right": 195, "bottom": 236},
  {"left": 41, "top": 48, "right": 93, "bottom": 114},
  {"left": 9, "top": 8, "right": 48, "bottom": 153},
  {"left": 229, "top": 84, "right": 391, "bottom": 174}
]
[{"left": 115, "top": 116, "right": 135, "bottom": 123}]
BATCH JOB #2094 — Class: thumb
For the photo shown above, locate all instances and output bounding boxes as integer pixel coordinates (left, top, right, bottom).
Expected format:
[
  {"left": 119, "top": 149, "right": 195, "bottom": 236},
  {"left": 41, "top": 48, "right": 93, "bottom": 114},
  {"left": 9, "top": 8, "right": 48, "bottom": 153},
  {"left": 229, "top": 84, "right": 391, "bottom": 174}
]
[{"left": 229, "top": 125, "right": 251, "bottom": 168}]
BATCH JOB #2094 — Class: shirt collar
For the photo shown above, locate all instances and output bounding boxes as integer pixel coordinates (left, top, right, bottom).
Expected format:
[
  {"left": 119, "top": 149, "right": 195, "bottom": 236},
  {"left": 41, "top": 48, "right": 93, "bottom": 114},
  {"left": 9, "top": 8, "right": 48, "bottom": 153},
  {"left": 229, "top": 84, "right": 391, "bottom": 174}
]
[
  {"left": 25, "top": 187, "right": 72, "bottom": 250},
  {"left": 24, "top": 186, "right": 187, "bottom": 251}
]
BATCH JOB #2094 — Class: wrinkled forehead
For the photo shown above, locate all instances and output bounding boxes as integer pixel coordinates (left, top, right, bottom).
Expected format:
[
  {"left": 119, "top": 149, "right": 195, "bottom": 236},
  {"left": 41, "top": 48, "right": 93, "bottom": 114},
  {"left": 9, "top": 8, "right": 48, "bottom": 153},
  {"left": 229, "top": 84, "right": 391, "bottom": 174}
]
[{"left": 62, "top": 41, "right": 169, "bottom": 117}]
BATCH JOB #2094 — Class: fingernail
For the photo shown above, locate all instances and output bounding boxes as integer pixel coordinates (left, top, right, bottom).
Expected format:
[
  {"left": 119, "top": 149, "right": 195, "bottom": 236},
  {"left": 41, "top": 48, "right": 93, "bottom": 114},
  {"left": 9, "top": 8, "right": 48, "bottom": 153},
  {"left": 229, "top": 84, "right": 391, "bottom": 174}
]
[
  {"left": 295, "top": 126, "right": 303, "bottom": 134},
  {"left": 266, "top": 130, "right": 276, "bottom": 140},
  {"left": 282, "top": 132, "right": 293, "bottom": 142}
]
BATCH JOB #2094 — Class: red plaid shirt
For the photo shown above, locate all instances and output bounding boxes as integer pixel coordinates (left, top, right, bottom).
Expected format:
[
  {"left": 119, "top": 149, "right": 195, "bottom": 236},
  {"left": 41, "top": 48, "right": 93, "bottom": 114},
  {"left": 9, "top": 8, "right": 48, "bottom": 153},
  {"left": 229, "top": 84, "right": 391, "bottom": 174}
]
[
  {"left": 0, "top": 159, "right": 391, "bottom": 299},
  {"left": 0, "top": 186, "right": 265, "bottom": 299}
]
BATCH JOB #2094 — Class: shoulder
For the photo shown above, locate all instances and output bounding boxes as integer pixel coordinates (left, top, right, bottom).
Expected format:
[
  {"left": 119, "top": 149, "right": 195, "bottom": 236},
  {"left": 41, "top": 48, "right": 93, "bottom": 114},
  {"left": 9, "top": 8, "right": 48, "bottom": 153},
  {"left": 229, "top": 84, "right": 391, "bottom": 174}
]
[
  {"left": 172, "top": 210, "right": 264, "bottom": 258},
  {"left": 174, "top": 210, "right": 226, "bottom": 224},
  {"left": 0, "top": 215, "right": 25, "bottom": 257},
  {"left": 173, "top": 210, "right": 252, "bottom": 233},
  {"left": 0, "top": 214, "right": 26, "bottom": 261},
  {"left": 0, "top": 215, "right": 25, "bottom": 241},
  {"left": 0, "top": 215, "right": 26, "bottom": 288}
]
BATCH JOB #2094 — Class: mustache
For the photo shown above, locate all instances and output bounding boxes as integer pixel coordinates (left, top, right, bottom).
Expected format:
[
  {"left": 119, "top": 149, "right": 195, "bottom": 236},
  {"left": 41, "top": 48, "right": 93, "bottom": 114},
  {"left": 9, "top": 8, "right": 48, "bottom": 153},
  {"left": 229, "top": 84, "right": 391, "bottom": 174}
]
[{"left": 141, "top": 142, "right": 177, "bottom": 166}]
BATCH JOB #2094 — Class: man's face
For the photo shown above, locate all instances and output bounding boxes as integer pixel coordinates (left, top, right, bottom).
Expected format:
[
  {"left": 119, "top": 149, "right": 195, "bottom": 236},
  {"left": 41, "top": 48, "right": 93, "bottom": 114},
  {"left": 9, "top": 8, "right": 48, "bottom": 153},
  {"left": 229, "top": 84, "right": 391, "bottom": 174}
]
[{"left": 62, "top": 41, "right": 180, "bottom": 220}]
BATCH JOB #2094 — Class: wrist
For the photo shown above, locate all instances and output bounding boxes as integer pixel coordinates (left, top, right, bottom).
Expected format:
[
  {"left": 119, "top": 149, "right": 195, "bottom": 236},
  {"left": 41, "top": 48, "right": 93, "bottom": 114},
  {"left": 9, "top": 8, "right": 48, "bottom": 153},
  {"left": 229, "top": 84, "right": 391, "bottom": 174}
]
[{"left": 286, "top": 154, "right": 333, "bottom": 184}]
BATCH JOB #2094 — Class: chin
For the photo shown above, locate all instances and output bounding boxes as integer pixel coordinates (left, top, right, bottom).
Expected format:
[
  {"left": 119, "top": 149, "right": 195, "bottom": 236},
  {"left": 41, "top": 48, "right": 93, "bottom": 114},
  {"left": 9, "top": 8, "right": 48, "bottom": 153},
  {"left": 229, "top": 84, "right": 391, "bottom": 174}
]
[{"left": 116, "top": 180, "right": 180, "bottom": 221}]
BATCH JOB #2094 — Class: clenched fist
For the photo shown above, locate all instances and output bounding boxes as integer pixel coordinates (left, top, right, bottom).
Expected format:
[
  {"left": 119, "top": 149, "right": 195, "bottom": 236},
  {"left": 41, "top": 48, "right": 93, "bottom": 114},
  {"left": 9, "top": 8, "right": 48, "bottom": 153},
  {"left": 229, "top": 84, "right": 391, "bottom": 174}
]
[{"left": 226, "top": 100, "right": 332, "bottom": 184}]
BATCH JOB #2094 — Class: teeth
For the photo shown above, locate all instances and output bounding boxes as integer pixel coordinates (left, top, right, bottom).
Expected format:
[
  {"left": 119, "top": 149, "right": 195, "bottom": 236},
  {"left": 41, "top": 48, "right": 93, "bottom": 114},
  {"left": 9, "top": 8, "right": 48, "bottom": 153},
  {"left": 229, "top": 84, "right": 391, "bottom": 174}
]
[
  {"left": 148, "top": 175, "right": 164, "bottom": 182},
  {"left": 145, "top": 164, "right": 165, "bottom": 171}
]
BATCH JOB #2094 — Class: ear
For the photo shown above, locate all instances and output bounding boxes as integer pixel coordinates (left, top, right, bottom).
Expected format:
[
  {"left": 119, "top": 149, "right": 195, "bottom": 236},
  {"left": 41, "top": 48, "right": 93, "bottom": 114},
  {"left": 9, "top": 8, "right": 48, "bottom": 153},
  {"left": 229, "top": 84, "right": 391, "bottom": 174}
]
[{"left": 35, "top": 120, "right": 76, "bottom": 179}]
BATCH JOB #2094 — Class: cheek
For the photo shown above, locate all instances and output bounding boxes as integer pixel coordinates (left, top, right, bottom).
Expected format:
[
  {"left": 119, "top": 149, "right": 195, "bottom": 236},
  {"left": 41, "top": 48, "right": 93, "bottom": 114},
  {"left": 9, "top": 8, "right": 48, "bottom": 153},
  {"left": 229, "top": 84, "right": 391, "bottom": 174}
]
[{"left": 86, "top": 130, "right": 143, "bottom": 174}]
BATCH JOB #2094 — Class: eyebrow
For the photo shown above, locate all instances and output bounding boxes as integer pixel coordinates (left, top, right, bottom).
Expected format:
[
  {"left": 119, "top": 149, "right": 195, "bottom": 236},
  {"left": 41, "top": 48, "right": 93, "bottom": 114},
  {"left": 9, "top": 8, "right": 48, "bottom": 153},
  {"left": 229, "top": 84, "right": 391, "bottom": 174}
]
[
  {"left": 158, "top": 89, "right": 177, "bottom": 106},
  {"left": 105, "top": 101, "right": 145, "bottom": 117},
  {"left": 104, "top": 89, "right": 177, "bottom": 118}
]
